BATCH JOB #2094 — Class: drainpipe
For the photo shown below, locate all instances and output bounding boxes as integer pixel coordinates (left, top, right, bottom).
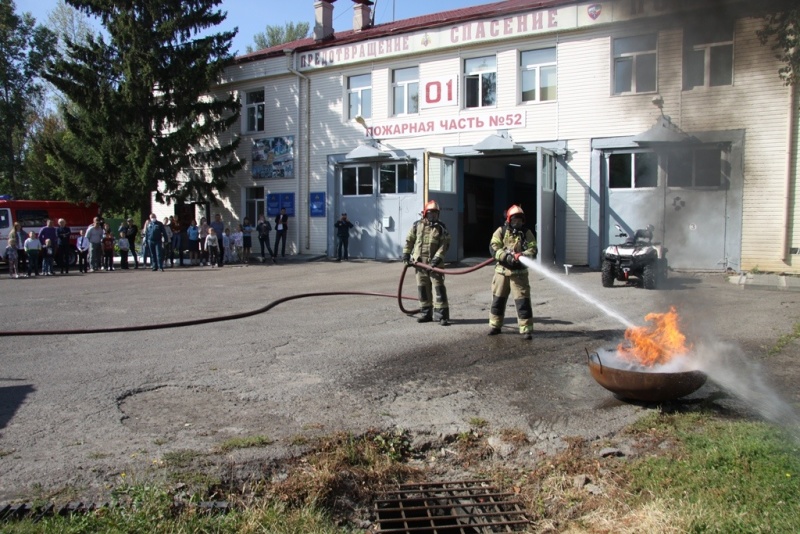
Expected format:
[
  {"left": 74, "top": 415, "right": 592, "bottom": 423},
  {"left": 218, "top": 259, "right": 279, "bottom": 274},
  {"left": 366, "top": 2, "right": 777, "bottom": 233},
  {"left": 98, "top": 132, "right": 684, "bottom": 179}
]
[
  {"left": 783, "top": 82, "right": 797, "bottom": 265},
  {"left": 285, "top": 49, "right": 312, "bottom": 250}
]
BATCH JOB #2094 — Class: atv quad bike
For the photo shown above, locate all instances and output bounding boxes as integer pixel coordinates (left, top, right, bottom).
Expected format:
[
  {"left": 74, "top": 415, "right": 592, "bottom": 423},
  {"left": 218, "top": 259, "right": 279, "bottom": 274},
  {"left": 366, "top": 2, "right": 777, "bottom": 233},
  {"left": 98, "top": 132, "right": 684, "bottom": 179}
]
[{"left": 601, "top": 224, "right": 668, "bottom": 289}]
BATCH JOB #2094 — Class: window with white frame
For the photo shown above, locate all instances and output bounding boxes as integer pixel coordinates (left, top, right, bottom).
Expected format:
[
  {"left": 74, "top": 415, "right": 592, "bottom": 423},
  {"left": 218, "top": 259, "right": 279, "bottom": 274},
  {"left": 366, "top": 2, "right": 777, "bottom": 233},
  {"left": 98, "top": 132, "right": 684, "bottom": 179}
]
[
  {"left": 683, "top": 20, "right": 733, "bottom": 89},
  {"left": 379, "top": 162, "right": 415, "bottom": 194},
  {"left": 245, "top": 89, "right": 265, "bottom": 132},
  {"left": 245, "top": 187, "right": 265, "bottom": 223},
  {"left": 607, "top": 151, "right": 658, "bottom": 188},
  {"left": 392, "top": 67, "right": 419, "bottom": 116},
  {"left": 464, "top": 56, "right": 497, "bottom": 108},
  {"left": 613, "top": 35, "right": 657, "bottom": 94},
  {"left": 348, "top": 74, "right": 372, "bottom": 120},
  {"left": 429, "top": 158, "right": 456, "bottom": 193},
  {"left": 342, "top": 165, "right": 373, "bottom": 196},
  {"left": 521, "top": 48, "right": 557, "bottom": 102},
  {"left": 667, "top": 147, "right": 725, "bottom": 188}
]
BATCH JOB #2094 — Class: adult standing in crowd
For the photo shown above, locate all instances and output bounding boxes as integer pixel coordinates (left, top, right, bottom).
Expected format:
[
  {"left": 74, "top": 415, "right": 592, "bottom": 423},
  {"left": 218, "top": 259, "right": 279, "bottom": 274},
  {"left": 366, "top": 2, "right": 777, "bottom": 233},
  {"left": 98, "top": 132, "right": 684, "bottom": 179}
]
[
  {"left": 274, "top": 207, "right": 288, "bottom": 258},
  {"left": 145, "top": 213, "right": 166, "bottom": 271},
  {"left": 85, "top": 217, "right": 104, "bottom": 272},
  {"left": 38, "top": 219, "right": 58, "bottom": 273},
  {"left": 120, "top": 218, "right": 139, "bottom": 269},
  {"left": 488, "top": 205, "right": 538, "bottom": 340},
  {"left": 256, "top": 214, "right": 275, "bottom": 263},
  {"left": 169, "top": 215, "right": 183, "bottom": 267},
  {"left": 9, "top": 221, "right": 27, "bottom": 274},
  {"left": 402, "top": 200, "right": 451, "bottom": 326},
  {"left": 56, "top": 218, "right": 72, "bottom": 274},
  {"left": 210, "top": 213, "right": 225, "bottom": 267},
  {"left": 334, "top": 212, "right": 354, "bottom": 262}
]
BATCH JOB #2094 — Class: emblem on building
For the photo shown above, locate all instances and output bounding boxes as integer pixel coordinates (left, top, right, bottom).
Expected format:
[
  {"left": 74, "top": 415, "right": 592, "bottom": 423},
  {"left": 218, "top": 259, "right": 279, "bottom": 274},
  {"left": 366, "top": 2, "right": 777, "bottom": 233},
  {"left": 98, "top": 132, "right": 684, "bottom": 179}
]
[
  {"left": 421, "top": 33, "right": 431, "bottom": 47},
  {"left": 587, "top": 4, "right": 602, "bottom": 20}
]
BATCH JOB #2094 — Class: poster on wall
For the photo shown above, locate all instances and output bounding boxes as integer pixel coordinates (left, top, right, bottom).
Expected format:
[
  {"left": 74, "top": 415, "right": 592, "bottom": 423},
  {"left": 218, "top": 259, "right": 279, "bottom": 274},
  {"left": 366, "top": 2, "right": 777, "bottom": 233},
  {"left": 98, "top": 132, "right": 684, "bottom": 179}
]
[
  {"left": 267, "top": 192, "right": 295, "bottom": 217},
  {"left": 309, "top": 192, "right": 325, "bottom": 217},
  {"left": 252, "top": 136, "right": 294, "bottom": 179}
]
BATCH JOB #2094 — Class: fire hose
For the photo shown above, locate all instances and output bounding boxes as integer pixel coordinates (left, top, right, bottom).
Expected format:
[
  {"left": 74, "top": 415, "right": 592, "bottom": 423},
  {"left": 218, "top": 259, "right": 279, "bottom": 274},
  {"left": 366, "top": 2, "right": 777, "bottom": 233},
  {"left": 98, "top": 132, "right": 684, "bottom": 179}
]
[{"left": 0, "top": 258, "right": 495, "bottom": 337}]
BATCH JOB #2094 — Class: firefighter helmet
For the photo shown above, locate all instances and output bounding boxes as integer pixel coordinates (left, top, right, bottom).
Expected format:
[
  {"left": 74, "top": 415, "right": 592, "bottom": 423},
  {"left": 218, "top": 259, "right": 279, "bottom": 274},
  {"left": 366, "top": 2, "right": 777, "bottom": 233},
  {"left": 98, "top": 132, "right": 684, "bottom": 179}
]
[
  {"left": 505, "top": 204, "right": 525, "bottom": 224},
  {"left": 423, "top": 200, "right": 440, "bottom": 217}
]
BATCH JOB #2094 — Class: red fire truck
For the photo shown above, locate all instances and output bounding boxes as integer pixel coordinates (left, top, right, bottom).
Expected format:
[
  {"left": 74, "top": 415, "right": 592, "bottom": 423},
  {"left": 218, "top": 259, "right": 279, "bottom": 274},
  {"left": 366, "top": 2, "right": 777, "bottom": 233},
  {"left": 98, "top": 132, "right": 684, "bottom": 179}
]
[{"left": 0, "top": 199, "right": 101, "bottom": 265}]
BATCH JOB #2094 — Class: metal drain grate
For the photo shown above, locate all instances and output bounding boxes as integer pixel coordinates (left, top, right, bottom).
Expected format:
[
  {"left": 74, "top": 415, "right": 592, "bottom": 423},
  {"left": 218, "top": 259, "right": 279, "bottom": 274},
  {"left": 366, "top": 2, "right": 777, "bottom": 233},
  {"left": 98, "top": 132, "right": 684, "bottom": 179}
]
[{"left": 374, "top": 479, "right": 530, "bottom": 533}]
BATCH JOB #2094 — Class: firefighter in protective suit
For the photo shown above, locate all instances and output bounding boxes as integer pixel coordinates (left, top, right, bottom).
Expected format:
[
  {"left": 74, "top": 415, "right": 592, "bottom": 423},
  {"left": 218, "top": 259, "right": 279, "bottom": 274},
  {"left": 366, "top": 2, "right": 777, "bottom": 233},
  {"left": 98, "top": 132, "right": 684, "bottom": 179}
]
[
  {"left": 402, "top": 200, "right": 451, "bottom": 325},
  {"left": 488, "top": 205, "right": 538, "bottom": 339}
]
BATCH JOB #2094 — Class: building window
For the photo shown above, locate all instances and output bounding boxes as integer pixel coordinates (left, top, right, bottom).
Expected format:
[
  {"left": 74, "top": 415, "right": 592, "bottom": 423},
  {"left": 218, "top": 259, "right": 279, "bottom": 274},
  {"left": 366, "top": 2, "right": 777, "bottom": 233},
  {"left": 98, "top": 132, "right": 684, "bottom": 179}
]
[
  {"left": 245, "top": 89, "right": 265, "bottom": 132},
  {"left": 667, "top": 147, "right": 724, "bottom": 188},
  {"left": 608, "top": 152, "right": 657, "bottom": 188},
  {"left": 392, "top": 67, "right": 419, "bottom": 116},
  {"left": 379, "top": 162, "right": 415, "bottom": 194},
  {"left": 683, "top": 20, "right": 733, "bottom": 89},
  {"left": 348, "top": 74, "right": 372, "bottom": 120},
  {"left": 464, "top": 56, "right": 497, "bottom": 108},
  {"left": 342, "top": 166, "right": 373, "bottom": 196},
  {"left": 429, "top": 158, "right": 456, "bottom": 193},
  {"left": 613, "top": 35, "right": 657, "bottom": 94},
  {"left": 521, "top": 48, "right": 557, "bottom": 102},
  {"left": 245, "top": 187, "right": 265, "bottom": 222}
]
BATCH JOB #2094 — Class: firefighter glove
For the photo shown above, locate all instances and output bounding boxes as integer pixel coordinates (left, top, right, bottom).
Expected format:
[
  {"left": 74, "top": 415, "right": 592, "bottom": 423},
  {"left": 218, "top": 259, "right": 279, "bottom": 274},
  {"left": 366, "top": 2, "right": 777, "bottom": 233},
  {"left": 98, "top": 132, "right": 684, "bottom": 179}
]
[
  {"left": 430, "top": 257, "right": 442, "bottom": 268},
  {"left": 402, "top": 253, "right": 411, "bottom": 265},
  {"left": 505, "top": 254, "right": 519, "bottom": 268}
]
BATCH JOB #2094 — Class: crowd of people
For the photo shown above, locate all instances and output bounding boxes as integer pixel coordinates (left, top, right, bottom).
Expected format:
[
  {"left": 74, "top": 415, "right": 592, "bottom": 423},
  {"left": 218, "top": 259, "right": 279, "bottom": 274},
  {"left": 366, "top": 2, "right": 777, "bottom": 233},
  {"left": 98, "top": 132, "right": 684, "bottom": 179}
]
[{"left": 3, "top": 210, "right": 293, "bottom": 277}]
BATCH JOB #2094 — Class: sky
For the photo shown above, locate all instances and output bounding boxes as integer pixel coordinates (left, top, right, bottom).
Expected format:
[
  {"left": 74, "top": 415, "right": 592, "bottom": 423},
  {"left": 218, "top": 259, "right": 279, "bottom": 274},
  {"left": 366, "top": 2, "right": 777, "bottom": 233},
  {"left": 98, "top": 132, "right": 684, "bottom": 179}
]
[{"left": 19, "top": 0, "right": 498, "bottom": 56}]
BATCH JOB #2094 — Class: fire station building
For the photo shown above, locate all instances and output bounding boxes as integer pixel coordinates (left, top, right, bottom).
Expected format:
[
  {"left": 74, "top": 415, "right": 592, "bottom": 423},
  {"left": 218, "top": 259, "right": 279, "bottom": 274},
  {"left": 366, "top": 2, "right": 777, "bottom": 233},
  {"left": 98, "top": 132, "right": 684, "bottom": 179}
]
[{"left": 171, "top": 0, "right": 799, "bottom": 273}]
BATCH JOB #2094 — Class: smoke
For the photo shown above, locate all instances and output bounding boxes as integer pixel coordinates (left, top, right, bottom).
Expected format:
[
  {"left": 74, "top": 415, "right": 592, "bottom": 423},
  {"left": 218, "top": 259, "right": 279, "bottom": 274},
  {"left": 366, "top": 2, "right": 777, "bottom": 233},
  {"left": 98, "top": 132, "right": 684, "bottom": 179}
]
[{"left": 692, "top": 339, "right": 800, "bottom": 437}]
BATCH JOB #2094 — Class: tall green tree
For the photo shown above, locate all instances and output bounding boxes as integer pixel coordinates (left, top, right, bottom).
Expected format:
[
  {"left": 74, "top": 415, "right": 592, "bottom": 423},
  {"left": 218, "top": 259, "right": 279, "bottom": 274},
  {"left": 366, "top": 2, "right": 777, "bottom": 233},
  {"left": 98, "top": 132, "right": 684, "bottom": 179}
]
[
  {"left": 0, "top": 0, "right": 57, "bottom": 198},
  {"left": 246, "top": 21, "right": 309, "bottom": 53},
  {"left": 757, "top": 6, "right": 800, "bottom": 86},
  {"left": 45, "top": 0, "right": 243, "bottom": 216}
]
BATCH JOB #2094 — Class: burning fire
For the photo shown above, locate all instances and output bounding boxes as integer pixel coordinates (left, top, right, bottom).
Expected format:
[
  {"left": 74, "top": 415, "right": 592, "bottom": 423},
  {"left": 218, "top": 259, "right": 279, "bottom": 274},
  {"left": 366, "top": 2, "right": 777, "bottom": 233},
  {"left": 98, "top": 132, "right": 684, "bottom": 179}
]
[{"left": 617, "top": 306, "right": 691, "bottom": 367}]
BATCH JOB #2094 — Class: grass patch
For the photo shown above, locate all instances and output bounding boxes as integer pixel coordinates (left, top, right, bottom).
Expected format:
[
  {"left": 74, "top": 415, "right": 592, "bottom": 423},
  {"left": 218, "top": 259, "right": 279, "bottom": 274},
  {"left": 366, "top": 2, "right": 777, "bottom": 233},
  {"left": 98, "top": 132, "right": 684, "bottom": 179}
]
[
  {"left": 217, "top": 435, "right": 273, "bottom": 452},
  {"left": 768, "top": 321, "right": 800, "bottom": 356},
  {"left": 627, "top": 413, "right": 800, "bottom": 532},
  {"left": 162, "top": 449, "right": 204, "bottom": 468}
]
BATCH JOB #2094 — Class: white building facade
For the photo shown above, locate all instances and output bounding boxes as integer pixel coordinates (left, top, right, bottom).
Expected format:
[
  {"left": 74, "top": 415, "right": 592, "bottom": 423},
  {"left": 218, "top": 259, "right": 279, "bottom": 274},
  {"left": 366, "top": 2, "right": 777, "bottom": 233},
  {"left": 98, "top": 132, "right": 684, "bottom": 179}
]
[{"left": 172, "top": 0, "right": 800, "bottom": 273}]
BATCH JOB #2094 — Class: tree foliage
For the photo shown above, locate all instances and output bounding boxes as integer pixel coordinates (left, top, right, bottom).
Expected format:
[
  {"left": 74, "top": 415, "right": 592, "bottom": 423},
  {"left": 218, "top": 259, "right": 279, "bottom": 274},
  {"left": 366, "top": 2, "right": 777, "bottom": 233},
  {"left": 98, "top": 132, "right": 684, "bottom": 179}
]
[
  {"left": 0, "top": 0, "right": 57, "bottom": 198},
  {"left": 45, "top": 0, "right": 244, "bottom": 215},
  {"left": 757, "top": 5, "right": 800, "bottom": 86},
  {"left": 246, "top": 21, "right": 309, "bottom": 53}
]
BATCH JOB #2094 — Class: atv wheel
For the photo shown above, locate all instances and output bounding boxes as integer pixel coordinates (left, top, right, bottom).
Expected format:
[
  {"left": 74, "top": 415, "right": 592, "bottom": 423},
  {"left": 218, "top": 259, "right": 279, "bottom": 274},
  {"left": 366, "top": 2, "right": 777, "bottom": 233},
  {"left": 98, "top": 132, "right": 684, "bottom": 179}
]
[
  {"left": 601, "top": 260, "right": 614, "bottom": 287},
  {"left": 642, "top": 263, "right": 657, "bottom": 289}
]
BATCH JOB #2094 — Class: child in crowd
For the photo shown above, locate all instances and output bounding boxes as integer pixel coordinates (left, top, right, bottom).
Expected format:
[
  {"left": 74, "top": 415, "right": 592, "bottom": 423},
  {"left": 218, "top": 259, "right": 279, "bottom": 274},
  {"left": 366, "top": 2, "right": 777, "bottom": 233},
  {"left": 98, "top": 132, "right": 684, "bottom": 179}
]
[
  {"left": 5, "top": 238, "right": 19, "bottom": 278},
  {"left": 232, "top": 225, "right": 244, "bottom": 263},
  {"left": 24, "top": 231, "right": 41, "bottom": 277},
  {"left": 186, "top": 219, "right": 200, "bottom": 266},
  {"left": 223, "top": 227, "right": 234, "bottom": 263},
  {"left": 118, "top": 231, "right": 130, "bottom": 269},
  {"left": 76, "top": 229, "right": 90, "bottom": 273},
  {"left": 102, "top": 231, "right": 115, "bottom": 271},
  {"left": 41, "top": 238, "right": 55, "bottom": 276},
  {"left": 205, "top": 228, "right": 219, "bottom": 267}
]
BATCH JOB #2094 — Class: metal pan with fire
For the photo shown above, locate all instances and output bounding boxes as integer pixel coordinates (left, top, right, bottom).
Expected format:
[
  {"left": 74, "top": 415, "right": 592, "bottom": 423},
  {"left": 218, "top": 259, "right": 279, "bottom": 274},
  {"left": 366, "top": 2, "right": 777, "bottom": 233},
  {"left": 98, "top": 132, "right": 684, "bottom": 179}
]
[{"left": 588, "top": 307, "right": 707, "bottom": 402}]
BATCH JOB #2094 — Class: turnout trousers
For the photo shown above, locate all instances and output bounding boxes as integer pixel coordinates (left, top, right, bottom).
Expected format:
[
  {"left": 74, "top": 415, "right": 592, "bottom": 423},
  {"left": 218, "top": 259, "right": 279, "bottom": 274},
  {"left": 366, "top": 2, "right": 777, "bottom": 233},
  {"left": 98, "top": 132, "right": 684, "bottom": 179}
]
[
  {"left": 489, "top": 271, "right": 533, "bottom": 334},
  {"left": 415, "top": 262, "right": 449, "bottom": 321}
]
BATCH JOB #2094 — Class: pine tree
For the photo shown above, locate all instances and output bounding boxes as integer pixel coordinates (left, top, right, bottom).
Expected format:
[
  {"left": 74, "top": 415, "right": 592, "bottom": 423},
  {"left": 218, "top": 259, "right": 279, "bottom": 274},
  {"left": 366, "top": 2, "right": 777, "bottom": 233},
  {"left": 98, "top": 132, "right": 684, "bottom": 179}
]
[{"left": 45, "top": 0, "right": 243, "bottom": 215}]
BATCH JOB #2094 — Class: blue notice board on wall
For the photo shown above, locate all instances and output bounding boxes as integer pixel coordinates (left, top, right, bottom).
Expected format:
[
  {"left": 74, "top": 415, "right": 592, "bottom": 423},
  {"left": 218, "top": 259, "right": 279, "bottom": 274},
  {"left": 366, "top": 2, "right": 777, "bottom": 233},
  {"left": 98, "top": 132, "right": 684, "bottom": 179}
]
[
  {"left": 266, "top": 193, "right": 295, "bottom": 216},
  {"left": 309, "top": 192, "right": 325, "bottom": 217}
]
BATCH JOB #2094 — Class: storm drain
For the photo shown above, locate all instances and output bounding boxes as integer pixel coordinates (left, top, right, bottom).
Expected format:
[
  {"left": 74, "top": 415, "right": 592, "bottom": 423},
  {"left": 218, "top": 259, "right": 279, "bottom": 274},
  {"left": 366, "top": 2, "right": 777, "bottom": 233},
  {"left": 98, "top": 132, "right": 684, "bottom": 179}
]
[{"left": 374, "top": 479, "right": 530, "bottom": 533}]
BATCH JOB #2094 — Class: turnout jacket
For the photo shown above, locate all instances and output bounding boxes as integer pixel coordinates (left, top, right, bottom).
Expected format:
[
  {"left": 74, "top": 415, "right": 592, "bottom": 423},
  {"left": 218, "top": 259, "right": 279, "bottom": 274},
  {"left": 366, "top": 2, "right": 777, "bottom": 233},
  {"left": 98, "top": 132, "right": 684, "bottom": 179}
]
[
  {"left": 490, "top": 224, "right": 538, "bottom": 274},
  {"left": 403, "top": 218, "right": 450, "bottom": 264}
]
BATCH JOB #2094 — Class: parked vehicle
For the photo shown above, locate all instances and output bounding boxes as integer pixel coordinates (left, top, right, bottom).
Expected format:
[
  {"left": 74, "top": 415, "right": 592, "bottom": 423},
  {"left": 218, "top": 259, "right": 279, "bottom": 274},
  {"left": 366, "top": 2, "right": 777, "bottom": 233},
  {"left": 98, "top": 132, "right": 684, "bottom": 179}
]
[
  {"left": 0, "top": 199, "right": 100, "bottom": 266},
  {"left": 601, "top": 224, "right": 668, "bottom": 289}
]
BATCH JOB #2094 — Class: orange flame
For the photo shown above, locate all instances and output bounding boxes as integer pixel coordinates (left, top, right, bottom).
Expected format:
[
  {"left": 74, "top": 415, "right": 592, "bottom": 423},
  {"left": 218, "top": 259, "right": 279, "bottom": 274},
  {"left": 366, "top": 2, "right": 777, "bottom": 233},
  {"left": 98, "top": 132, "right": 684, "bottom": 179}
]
[{"left": 617, "top": 306, "right": 691, "bottom": 366}]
